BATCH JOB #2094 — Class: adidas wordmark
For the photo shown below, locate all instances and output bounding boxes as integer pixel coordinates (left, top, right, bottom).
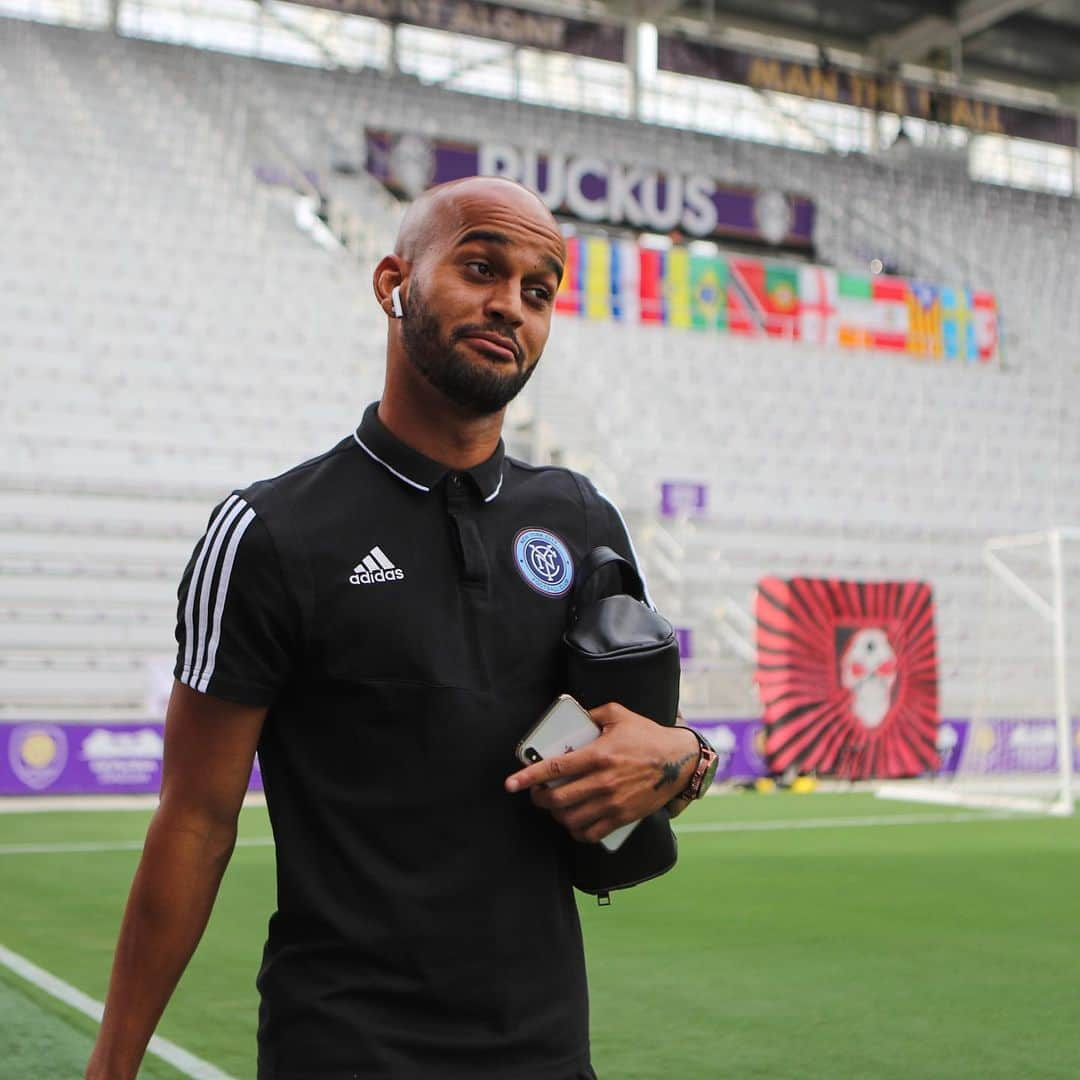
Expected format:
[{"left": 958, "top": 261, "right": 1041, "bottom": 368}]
[{"left": 349, "top": 545, "right": 405, "bottom": 585}]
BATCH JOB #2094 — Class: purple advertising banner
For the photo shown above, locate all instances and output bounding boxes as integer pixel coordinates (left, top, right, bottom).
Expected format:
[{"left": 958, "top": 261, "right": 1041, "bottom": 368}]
[
  {"left": 690, "top": 720, "right": 767, "bottom": 782},
  {"left": 660, "top": 481, "right": 708, "bottom": 518},
  {"left": 936, "top": 718, "right": 1080, "bottom": 775},
  {"left": 658, "top": 38, "right": 1079, "bottom": 149},
  {"left": 287, "top": 0, "right": 624, "bottom": 61},
  {"left": 675, "top": 627, "right": 693, "bottom": 661},
  {"left": 365, "top": 130, "right": 815, "bottom": 248},
  {"left": 690, "top": 717, "right": 1080, "bottom": 781},
  {"left": 4, "top": 718, "right": 1074, "bottom": 794},
  {"left": 1, "top": 722, "right": 262, "bottom": 796}
]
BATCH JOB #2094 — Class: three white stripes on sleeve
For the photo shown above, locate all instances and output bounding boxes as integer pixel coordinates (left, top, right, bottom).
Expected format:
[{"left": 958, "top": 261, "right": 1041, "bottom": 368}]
[{"left": 180, "top": 493, "right": 257, "bottom": 694}]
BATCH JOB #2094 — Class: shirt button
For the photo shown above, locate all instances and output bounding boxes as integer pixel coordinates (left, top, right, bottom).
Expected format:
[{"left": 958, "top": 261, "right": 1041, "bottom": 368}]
[{"left": 451, "top": 474, "right": 463, "bottom": 486}]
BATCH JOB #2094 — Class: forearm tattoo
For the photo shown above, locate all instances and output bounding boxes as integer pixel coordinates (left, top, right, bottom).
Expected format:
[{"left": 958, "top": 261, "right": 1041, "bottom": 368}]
[{"left": 653, "top": 751, "right": 695, "bottom": 791}]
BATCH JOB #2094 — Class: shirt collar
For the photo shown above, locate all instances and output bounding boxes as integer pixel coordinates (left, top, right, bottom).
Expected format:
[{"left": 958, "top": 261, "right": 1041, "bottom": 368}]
[{"left": 354, "top": 402, "right": 506, "bottom": 503}]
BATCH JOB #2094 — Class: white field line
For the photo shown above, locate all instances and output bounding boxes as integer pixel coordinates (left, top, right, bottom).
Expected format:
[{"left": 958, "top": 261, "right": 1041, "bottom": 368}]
[
  {"left": 0, "top": 812, "right": 1027, "bottom": 856},
  {"left": 674, "top": 810, "right": 1019, "bottom": 833},
  {"left": 0, "top": 942, "right": 234, "bottom": 1080},
  {"left": 0, "top": 837, "right": 275, "bottom": 856},
  {"left": 0, "top": 794, "right": 266, "bottom": 814}
]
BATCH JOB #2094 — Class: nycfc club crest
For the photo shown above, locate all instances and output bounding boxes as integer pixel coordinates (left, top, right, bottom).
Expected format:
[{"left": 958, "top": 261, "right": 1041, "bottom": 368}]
[{"left": 513, "top": 528, "right": 574, "bottom": 597}]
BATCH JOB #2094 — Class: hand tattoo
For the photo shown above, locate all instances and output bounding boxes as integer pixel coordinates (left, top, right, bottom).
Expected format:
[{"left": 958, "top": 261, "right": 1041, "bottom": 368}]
[{"left": 653, "top": 751, "right": 695, "bottom": 791}]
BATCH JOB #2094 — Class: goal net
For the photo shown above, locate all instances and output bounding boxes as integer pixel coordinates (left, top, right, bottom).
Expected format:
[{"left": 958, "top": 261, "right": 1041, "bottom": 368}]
[{"left": 878, "top": 528, "right": 1078, "bottom": 817}]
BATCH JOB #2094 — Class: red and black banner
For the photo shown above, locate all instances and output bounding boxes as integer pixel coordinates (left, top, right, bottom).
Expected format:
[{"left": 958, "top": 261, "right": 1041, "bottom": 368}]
[{"left": 754, "top": 578, "right": 940, "bottom": 780}]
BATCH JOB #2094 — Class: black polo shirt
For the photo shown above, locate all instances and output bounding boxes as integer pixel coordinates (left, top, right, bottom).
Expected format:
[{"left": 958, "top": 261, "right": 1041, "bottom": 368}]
[{"left": 174, "top": 402, "right": 648, "bottom": 1080}]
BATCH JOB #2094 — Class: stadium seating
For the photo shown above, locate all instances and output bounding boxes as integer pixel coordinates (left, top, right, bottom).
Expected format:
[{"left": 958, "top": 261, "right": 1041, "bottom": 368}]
[{"left": 2, "top": 17, "right": 1078, "bottom": 722}]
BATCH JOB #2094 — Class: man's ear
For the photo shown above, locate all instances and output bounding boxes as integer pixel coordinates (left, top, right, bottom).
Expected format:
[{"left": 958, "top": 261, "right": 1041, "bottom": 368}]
[{"left": 373, "top": 256, "right": 408, "bottom": 320}]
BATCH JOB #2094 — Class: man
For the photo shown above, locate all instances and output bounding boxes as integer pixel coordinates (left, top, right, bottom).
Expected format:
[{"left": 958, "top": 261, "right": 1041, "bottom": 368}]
[{"left": 86, "top": 177, "right": 709, "bottom": 1080}]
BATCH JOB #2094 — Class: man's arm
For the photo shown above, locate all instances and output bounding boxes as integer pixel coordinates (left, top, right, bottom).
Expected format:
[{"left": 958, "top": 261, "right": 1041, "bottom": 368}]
[{"left": 85, "top": 680, "right": 266, "bottom": 1080}]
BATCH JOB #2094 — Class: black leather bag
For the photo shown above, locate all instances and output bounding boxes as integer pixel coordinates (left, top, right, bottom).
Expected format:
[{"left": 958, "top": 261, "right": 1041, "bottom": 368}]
[{"left": 563, "top": 547, "right": 681, "bottom": 903}]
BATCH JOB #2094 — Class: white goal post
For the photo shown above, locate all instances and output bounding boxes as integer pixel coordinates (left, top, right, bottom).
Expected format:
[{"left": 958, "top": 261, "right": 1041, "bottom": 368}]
[{"left": 878, "top": 527, "right": 1077, "bottom": 817}]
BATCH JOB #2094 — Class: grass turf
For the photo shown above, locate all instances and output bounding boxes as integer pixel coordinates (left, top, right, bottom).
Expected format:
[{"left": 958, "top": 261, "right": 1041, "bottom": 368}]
[
  {"left": 0, "top": 967, "right": 183, "bottom": 1080},
  {"left": 1, "top": 794, "right": 1077, "bottom": 1079}
]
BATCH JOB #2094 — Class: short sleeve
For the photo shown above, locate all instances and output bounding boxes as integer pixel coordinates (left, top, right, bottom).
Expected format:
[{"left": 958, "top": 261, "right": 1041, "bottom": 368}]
[{"left": 174, "top": 493, "right": 299, "bottom": 706}]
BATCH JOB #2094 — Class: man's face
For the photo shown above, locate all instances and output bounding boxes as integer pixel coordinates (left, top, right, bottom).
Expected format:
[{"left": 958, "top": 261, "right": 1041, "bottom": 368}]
[{"left": 399, "top": 187, "right": 565, "bottom": 416}]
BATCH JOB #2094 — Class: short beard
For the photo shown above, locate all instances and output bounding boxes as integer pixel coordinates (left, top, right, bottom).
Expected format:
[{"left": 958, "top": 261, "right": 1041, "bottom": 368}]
[{"left": 399, "top": 281, "right": 537, "bottom": 416}]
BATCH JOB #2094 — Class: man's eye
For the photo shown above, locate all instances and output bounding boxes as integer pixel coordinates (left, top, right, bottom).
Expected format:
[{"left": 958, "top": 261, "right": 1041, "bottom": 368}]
[
  {"left": 527, "top": 286, "right": 552, "bottom": 303},
  {"left": 466, "top": 261, "right": 493, "bottom": 277}
]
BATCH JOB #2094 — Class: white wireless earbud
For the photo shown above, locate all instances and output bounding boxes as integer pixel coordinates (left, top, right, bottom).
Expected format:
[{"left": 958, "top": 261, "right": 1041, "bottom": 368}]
[{"left": 390, "top": 285, "right": 404, "bottom": 319}]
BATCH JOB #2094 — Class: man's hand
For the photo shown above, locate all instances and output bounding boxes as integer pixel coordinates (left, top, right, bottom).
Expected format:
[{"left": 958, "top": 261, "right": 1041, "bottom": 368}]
[{"left": 505, "top": 703, "right": 700, "bottom": 843}]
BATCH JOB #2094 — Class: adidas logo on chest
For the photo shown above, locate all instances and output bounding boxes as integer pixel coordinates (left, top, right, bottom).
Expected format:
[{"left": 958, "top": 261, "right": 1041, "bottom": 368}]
[{"left": 349, "top": 545, "right": 405, "bottom": 585}]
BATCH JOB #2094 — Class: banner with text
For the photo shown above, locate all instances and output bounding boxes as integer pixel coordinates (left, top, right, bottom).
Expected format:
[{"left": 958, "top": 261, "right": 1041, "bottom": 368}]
[
  {"left": 290, "top": 0, "right": 624, "bottom": 60},
  {"left": 365, "top": 129, "right": 815, "bottom": 248},
  {"left": 1, "top": 722, "right": 263, "bottom": 796},
  {"left": 691, "top": 717, "right": 1080, "bottom": 782},
  {"left": 936, "top": 717, "right": 1080, "bottom": 775},
  {"left": 658, "top": 38, "right": 1079, "bottom": 148},
  {"left": 689, "top": 720, "right": 767, "bottom": 781},
  {"left": 3, "top": 719, "right": 1075, "bottom": 794},
  {"left": 661, "top": 481, "right": 709, "bottom": 517}
]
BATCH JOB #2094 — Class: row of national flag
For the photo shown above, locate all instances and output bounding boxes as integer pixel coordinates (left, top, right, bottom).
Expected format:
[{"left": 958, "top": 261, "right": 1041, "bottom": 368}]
[{"left": 555, "top": 235, "right": 998, "bottom": 363}]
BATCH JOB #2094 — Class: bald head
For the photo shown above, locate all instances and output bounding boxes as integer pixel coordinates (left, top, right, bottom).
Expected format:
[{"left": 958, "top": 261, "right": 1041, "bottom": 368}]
[
  {"left": 372, "top": 173, "right": 566, "bottom": 418},
  {"left": 394, "top": 176, "right": 561, "bottom": 265}
]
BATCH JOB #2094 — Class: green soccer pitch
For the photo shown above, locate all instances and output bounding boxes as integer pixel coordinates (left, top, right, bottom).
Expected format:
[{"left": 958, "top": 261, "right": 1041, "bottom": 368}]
[{"left": 1, "top": 793, "right": 1077, "bottom": 1079}]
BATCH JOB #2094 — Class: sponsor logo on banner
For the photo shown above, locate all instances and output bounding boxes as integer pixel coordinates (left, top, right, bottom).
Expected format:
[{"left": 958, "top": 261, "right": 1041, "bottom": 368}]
[
  {"left": 660, "top": 481, "right": 708, "bottom": 518},
  {"left": 365, "top": 131, "right": 815, "bottom": 248},
  {"left": 935, "top": 717, "right": 1080, "bottom": 775},
  {"left": 0, "top": 722, "right": 266, "bottom": 795},
  {"left": 290, "top": 0, "right": 625, "bottom": 60},
  {"left": 936, "top": 721, "right": 962, "bottom": 773},
  {"left": 753, "top": 190, "right": 794, "bottom": 246},
  {"left": 707, "top": 724, "right": 736, "bottom": 772},
  {"left": 9, "top": 724, "right": 68, "bottom": 791},
  {"left": 81, "top": 728, "right": 164, "bottom": 787},
  {"left": 387, "top": 133, "right": 438, "bottom": 199},
  {"left": 687, "top": 720, "right": 763, "bottom": 780},
  {"left": 745, "top": 724, "right": 767, "bottom": 772},
  {"left": 1001, "top": 721, "right": 1058, "bottom": 771},
  {"left": 656, "top": 37, "right": 1079, "bottom": 147}
]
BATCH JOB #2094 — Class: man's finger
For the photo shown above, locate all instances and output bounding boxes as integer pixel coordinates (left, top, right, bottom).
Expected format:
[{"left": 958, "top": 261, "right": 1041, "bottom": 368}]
[
  {"left": 588, "top": 702, "right": 624, "bottom": 729},
  {"left": 505, "top": 747, "right": 591, "bottom": 792},
  {"left": 530, "top": 774, "right": 608, "bottom": 812},
  {"left": 569, "top": 814, "right": 619, "bottom": 845}
]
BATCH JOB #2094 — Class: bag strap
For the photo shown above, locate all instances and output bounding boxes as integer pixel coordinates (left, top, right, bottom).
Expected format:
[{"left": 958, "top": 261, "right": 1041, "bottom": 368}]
[
  {"left": 569, "top": 546, "right": 645, "bottom": 624},
  {"left": 567, "top": 473, "right": 645, "bottom": 620},
  {"left": 570, "top": 471, "right": 609, "bottom": 551}
]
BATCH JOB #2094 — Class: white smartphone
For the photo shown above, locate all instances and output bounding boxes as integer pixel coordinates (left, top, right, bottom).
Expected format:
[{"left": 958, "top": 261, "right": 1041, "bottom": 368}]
[{"left": 515, "top": 694, "right": 639, "bottom": 853}]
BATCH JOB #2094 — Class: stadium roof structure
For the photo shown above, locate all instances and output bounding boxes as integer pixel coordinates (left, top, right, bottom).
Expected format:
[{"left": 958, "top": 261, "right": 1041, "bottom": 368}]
[{"left": 598, "top": 0, "right": 1080, "bottom": 105}]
